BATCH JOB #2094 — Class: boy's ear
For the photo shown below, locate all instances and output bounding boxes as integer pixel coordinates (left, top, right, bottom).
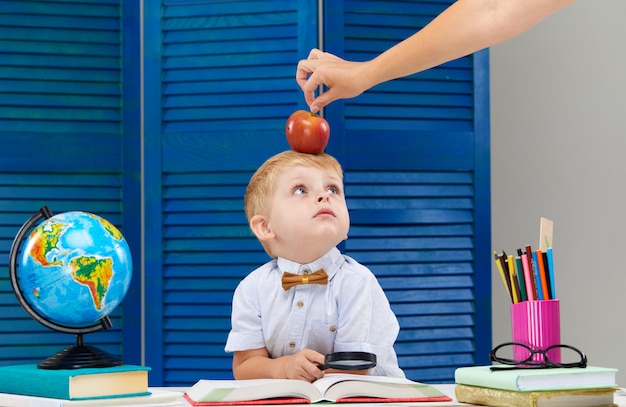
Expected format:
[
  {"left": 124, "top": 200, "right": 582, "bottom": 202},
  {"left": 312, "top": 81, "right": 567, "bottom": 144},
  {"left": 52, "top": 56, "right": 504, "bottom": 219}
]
[{"left": 249, "top": 215, "right": 275, "bottom": 242}]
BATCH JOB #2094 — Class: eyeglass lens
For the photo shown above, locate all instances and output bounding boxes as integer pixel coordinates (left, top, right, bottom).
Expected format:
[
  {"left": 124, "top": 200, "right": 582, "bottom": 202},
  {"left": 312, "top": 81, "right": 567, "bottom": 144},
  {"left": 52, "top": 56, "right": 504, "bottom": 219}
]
[{"left": 513, "top": 344, "right": 560, "bottom": 364}]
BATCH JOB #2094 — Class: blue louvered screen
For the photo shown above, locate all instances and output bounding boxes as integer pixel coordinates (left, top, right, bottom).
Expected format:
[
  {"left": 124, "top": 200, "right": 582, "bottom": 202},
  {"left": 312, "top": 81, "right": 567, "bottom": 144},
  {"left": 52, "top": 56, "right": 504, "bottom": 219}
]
[
  {"left": 4, "top": 0, "right": 491, "bottom": 387},
  {"left": 0, "top": 0, "right": 141, "bottom": 365},
  {"left": 144, "top": 0, "right": 490, "bottom": 386},
  {"left": 324, "top": 0, "right": 492, "bottom": 382},
  {"left": 143, "top": 0, "right": 318, "bottom": 386}
]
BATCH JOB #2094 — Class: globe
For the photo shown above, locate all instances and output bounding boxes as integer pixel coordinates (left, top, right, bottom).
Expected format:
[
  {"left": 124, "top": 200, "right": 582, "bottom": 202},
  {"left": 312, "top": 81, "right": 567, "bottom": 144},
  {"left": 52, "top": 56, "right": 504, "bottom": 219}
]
[
  {"left": 17, "top": 210, "right": 132, "bottom": 327},
  {"left": 9, "top": 206, "right": 133, "bottom": 369}
]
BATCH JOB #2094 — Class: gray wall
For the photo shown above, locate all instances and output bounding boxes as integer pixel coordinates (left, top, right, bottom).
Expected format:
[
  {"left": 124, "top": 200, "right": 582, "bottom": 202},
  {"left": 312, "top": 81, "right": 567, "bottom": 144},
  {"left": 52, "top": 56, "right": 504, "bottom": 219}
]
[{"left": 490, "top": 0, "right": 626, "bottom": 383}]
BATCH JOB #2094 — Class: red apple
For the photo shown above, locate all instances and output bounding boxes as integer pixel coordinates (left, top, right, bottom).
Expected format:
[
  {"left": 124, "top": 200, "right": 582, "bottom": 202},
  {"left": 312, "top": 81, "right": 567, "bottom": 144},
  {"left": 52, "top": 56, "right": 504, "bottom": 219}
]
[{"left": 285, "top": 110, "right": 330, "bottom": 154}]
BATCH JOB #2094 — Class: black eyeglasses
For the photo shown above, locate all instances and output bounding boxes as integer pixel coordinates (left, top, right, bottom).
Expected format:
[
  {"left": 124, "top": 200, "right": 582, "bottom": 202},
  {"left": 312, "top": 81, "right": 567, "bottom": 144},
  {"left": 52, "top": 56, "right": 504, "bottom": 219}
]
[{"left": 489, "top": 342, "right": 587, "bottom": 371}]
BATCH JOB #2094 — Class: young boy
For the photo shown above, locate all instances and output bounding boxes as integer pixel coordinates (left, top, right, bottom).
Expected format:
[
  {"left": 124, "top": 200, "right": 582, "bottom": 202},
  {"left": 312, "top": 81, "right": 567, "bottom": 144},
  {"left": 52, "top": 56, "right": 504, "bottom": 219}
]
[{"left": 225, "top": 151, "right": 404, "bottom": 382}]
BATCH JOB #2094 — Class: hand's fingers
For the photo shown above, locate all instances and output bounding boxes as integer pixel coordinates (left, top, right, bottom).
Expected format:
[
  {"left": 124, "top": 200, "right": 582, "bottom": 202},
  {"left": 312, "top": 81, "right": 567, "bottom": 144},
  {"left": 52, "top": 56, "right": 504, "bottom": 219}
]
[
  {"left": 307, "top": 48, "right": 325, "bottom": 59},
  {"left": 296, "top": 49, "right": 348, "bottom": 111},
  {"left": 296, "top": 56, "right": 329, "bottom": 87},
  {"left": 301, "top": 348, "right": 325, "bottom": 364},
  {"left": 295, "top": 60, "right": 315, "bottom": 90},
  {"left": 310, "top": 86, "right": 341, "bottom": 113},
  {"left": 301, "top": 75, "right": 324, "bottom": 108},
  {"left": 284, "top": 349, "right": 326, "bottom": 381},
  {"left": 296, "top": 63, "right": 323, "bottom": 108},
  {"left": 306, "top": 365, "right": 325, "bottom": 381},
  {"left": 300, "top": 359, "right": 325, "bottom": 382},
  {"left": 295, "top": 48, "right": 326, "bottom": 89},
  {"left": 297, "top": 371, "right": 322, "bottom": 383},
  {"left": 296, "top": 49, "right": 342, "bottom": 89}
]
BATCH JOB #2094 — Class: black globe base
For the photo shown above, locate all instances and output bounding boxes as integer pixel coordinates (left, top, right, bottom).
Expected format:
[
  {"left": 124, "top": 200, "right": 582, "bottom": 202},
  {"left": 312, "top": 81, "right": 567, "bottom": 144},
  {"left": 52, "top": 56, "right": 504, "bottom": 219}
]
[
  {"left": 38, "top": 333, "right": 123, "bottom": 370},
  {"left": 38, "top": 344, "right": 124, "bottom": 370}
]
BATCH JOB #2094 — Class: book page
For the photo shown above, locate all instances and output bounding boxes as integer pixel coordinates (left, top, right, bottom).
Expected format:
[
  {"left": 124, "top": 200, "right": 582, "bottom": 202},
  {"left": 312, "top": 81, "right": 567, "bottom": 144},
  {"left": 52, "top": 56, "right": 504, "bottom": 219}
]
[
  {"left": 329, "top": 379, "right": 437, "bottom": 401},
  {"left": 313, "top": 373, "right": 418, "bottom": 393},
  {"left": 312, "top": 374, "right": 423, "bottom": 399},
  {"left": 186, "top": 379, "right": 321, "bottom": 402}
]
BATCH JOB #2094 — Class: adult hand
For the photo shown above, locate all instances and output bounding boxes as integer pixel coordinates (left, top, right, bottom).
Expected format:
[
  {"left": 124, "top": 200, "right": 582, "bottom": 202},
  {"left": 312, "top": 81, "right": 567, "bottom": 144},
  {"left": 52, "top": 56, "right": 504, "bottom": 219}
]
[
  {"left": 283, "top": 349, "right": 326, "bottom": 382},
  {"left": 296, "top": 49, "right": 371, "bottom": 113},
  {"left": 295, "top": 1, "right": 577, "bottom": 114}
]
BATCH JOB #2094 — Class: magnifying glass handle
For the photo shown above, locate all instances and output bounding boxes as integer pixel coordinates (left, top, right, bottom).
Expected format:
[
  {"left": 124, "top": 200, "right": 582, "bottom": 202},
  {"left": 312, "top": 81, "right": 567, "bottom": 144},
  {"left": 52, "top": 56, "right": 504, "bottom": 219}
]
[{"left": 317, "top": 364, "right": 328, "bottom": 371}]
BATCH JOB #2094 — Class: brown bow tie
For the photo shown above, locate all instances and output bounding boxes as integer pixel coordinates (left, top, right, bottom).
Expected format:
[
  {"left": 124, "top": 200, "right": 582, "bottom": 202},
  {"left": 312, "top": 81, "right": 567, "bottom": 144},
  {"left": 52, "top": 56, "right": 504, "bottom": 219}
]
[{"left": 281, "top": 269, "right": 328, "bottom": 291}]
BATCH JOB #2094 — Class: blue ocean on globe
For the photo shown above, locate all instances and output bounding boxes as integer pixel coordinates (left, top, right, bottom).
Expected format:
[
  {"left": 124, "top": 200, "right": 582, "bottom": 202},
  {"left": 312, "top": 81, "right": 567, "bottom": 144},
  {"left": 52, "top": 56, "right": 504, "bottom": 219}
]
[{"left": 17, "top": 211, "right": 132, "bottom": 328}]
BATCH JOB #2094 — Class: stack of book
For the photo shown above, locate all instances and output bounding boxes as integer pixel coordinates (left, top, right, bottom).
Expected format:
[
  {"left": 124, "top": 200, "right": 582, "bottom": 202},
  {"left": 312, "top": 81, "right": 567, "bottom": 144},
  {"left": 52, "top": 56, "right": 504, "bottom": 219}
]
[
  {"left": 0, "top": 364, "right": 183, "bottom": 406},
  {"left": 454, "top": 365, "right": 619, "bottom": 407}
]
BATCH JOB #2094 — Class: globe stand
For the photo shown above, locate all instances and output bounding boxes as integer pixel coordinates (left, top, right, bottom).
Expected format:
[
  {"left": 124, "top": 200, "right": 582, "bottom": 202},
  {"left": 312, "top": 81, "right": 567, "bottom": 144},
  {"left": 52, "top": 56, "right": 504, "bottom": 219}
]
[
  {"left": 9, "top": 206, "right": 127, "bottom": 370},
  {"left": 39, "top": 331, "right": 124, "bottom": 370}
]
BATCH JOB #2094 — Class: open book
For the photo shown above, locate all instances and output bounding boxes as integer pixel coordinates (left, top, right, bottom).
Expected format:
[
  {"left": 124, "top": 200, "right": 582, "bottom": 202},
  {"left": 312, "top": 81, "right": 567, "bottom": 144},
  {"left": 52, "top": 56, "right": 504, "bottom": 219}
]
[{"left": 183, "top": 374, "right": 452, "bottom": 405}]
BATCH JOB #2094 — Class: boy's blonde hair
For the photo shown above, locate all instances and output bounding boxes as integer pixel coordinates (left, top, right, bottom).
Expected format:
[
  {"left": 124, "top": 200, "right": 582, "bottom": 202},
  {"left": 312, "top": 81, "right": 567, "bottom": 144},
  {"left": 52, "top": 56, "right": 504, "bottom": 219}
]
[{"left": 244, "top": 150, "right": 344, "bottom": 223}]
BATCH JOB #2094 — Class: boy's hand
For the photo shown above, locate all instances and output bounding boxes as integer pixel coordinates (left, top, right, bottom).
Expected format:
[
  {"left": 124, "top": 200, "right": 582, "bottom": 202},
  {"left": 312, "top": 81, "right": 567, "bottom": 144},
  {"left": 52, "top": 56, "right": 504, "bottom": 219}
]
[{"left": 283, "top": 349, "right": 326, "bottom": 382}]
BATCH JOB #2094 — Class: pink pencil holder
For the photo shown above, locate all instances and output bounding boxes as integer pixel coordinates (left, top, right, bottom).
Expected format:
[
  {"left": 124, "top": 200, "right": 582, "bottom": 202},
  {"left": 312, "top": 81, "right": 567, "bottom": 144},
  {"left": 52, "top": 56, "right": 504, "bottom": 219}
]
[{"left": 510, "top": 299, "right": 561, "bottom": 363}]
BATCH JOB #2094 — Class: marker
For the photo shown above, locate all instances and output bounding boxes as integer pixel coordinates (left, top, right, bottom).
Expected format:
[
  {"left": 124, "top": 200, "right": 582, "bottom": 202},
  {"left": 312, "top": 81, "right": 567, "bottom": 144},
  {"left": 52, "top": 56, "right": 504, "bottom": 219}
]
[
  {"left": 542, "top": 250, "right": 553, "bottom": 299},
  {"left": 531, "top": 250, "right": 544, "bottom": 300},
  {"left": 525, "top": 245, "right": 540, "bottom": 300},
  {"left": 546, "top": 247, "right": 556, "bottom": 299},
  {"left": 519, "top": 248, "right": 536, "bottom": 301}
]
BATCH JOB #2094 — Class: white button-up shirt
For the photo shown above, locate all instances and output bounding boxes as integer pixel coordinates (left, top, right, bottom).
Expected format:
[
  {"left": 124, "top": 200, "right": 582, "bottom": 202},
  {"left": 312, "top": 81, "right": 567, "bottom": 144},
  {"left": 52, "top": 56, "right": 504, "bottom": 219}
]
[{"left": 225, "top": 247, "right": 404, "bottom": 377}]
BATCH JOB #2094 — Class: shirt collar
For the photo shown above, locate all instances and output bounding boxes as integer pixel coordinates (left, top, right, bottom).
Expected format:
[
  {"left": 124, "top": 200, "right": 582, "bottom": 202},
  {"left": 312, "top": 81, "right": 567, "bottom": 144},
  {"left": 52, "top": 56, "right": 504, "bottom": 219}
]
[{"left": 276, "top": 247, "right": 343, "bottom": 281}]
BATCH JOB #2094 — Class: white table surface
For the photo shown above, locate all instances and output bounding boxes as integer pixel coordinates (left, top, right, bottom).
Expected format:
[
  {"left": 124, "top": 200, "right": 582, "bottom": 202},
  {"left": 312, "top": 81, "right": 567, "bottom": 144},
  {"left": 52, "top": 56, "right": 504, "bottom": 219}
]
[{"left": 160, "top": 384, "right": 626, "bottom": 406}]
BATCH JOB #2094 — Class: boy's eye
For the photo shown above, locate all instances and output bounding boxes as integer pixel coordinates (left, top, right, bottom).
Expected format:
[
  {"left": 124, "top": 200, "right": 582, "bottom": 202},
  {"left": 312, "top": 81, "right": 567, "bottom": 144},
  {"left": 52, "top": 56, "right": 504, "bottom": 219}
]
[
  {"left": 293, "top": 186, "right": 307, "bottom": 195},
  {"left": 327, "top": 185, "right": 340, "bottom": 195}
]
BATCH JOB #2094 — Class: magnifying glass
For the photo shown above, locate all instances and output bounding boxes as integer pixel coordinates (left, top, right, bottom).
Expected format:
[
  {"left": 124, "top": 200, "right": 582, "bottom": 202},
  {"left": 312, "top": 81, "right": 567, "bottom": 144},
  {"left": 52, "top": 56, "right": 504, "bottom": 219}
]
[{"left": 318, "top": 351, "right": 377, "bottom": 371}]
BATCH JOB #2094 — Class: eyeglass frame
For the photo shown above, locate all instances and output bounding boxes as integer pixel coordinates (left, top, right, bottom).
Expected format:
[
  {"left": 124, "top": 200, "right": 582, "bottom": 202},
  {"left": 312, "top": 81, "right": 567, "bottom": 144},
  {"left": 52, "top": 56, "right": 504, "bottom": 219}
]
[{"left": 489, "top": 341, "right": 587, "bottom": 370}]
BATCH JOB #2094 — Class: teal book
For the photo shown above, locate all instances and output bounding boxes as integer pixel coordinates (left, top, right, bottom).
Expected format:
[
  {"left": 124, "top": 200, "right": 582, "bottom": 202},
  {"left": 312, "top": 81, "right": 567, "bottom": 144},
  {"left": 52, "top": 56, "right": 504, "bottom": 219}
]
[
  {"left": 0, "top": 364, "right": 151, "bottom": 400},
  {"left": 455, "top": 365, "right": 618, "bottom": 392},
  {"left": 0, "top": 389, "right": 182, "bottom": 407}
]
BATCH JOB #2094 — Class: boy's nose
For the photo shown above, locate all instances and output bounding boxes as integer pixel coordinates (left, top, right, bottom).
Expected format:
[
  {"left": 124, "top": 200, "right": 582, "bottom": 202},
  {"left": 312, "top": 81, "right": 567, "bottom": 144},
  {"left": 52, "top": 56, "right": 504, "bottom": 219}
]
[{"left": 317, "top": 191, "right": 329, "bottom": 202}]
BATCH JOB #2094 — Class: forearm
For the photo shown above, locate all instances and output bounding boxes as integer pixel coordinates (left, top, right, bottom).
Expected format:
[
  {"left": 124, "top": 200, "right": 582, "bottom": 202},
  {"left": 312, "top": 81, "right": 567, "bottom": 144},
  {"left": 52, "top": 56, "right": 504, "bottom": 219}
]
[
  {"left": 363, "top": 0, "right": 576, "bottom": 86},
  {"left": 233, "top": 354, "right": 287, "bottom": 380},
  {"left": 233, "top": 348, "right": 326, "bottom": 382},
  {"left": 234, "top": 357, "right": 367, "bottom": 380}
]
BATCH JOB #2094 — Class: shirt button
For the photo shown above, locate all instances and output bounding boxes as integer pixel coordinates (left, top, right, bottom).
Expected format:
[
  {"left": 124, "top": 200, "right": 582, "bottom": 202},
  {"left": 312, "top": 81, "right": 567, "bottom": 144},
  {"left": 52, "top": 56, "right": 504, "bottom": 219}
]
[
  {"left": 330, "top": 325, "right": 337, "bottom": 332},
  {"left": 289, "top": 342, "right": 296, "bottom": 349},
  {"left": 297, "top": 301, "right": 304, "bottom": 308}
]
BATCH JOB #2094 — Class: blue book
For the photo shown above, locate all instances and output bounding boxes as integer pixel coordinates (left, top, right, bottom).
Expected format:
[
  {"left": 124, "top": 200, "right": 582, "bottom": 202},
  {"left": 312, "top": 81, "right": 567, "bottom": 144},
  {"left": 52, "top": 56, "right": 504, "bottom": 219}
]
[{"left": 0, "top": 364, "right": 150, "bottom": 400}]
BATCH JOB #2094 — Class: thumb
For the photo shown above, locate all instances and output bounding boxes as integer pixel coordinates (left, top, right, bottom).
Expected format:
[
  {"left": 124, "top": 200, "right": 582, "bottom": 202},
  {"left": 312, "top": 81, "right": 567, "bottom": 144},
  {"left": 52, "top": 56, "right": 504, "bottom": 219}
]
[{"left": 310, "top": 88, "right": 340, "bottom": 113}]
